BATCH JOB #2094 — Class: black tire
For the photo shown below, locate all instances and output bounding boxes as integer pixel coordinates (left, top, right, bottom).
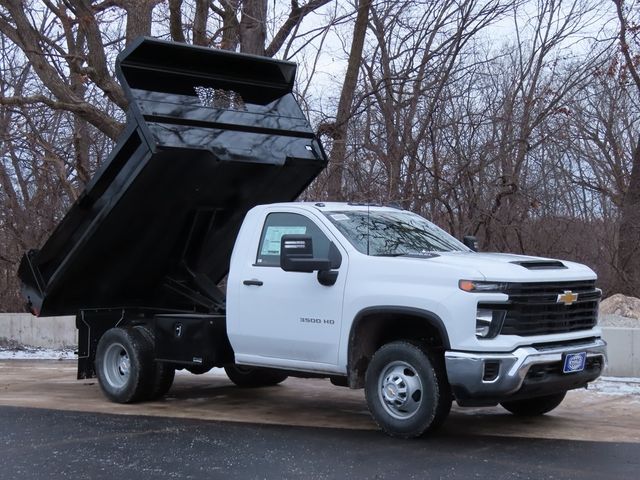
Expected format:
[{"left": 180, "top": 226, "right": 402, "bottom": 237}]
[
  {"left": 500, "top": 392, "right": 567, "bottom": 416},
  {"left": 427, "top": 351, "right": 453, "bottom": 431},
  {"left": 132, "top": 325, "right": 175, "bottom": 400},
  {"left": 365, "top": 341, "right": 452, "bottom": 438},
  {"left": 95, "top": 327, "right": 154, "bottom": 403},
  {"left": 224, "top": 365, "right": 288, "bottom": 387},
  {"left": 148, "top": 362, "right": 175, "bottom": 400}
]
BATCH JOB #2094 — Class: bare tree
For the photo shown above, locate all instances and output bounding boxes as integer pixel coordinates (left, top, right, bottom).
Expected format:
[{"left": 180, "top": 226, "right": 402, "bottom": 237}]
[
  {"left": 469, "top": 0, "right": 608, "bottom": 251},
  {"left": 0, "top": 0, "right": 335, "bottom": 311},
  {"left": 1, "top": 0, "right": 637, "bottom": 310},
  {"left": 353, "top": 0, "right": 511, "bottom": 207},
  {"left": 325, "top": 0, "right": 371, "bottom": 200},
  {"left": 612, "top": 0, "right": 640, "bottom": 294}
]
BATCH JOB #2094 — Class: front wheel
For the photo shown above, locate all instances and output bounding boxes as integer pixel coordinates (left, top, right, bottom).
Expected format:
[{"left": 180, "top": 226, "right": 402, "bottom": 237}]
[
  {"left": 224, "top": 365, "right": 288, "bottom": 387},
  {"left": 365, "top": 341, "right": 451, "bottom": 438},
  {"left": 500, "top": 392, "right": 567, "bottom": 416}
]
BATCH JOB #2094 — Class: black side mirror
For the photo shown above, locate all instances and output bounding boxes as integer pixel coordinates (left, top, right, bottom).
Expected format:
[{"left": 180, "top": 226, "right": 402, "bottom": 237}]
[
  {"left": 280, "top": 235, "right": 331, "bottom": 272},
  {"left": 463, "top": 235, "right": 478, "bottom": 252},
  {"left": 280, "top": 235, "right": 340, "bottom": 286}
]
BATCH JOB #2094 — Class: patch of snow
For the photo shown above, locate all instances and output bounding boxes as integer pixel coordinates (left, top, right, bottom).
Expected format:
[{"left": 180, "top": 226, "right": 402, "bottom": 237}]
[
  {"left": 601, "top": 376, "right": 640, "bottom": 383},
  {"left": 0, "top": 347, "right": 76, "bottom": 360},
  {"left": 589, "top": 376, "right": 640, "bottom": 396}
]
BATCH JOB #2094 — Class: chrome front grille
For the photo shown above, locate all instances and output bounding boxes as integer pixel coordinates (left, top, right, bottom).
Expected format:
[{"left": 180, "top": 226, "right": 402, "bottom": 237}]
[{"left": 499, "top": 281, "right": 600, "bottom": 336}]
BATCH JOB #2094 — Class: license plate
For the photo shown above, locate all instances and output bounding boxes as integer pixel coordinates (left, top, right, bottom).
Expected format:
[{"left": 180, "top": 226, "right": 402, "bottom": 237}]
[{"left": 563, "top": 352, "right": 587, "bottom": 373}]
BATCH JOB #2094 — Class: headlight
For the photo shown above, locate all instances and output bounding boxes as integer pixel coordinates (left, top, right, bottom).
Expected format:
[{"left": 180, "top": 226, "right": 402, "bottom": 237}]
[
  {"left": 459, "top": 280, "right": 508, "bottom": 293},
  {"left": 475, "top": 308, "right": 506, "bottom": 339}
]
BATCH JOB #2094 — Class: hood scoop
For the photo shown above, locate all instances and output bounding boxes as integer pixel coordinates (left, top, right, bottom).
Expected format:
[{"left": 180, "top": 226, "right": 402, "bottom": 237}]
[{"left": 510, "top": 260, "right": 567, "bottom": 270}]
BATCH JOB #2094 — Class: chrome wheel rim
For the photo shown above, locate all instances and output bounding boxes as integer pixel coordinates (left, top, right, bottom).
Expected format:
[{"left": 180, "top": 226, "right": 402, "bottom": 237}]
[
  {"left": 378, "top": 361, "right": 423, "bottom": 420},
  {"left": 103, "top": 342, "right": 130, "bottom": 389}
]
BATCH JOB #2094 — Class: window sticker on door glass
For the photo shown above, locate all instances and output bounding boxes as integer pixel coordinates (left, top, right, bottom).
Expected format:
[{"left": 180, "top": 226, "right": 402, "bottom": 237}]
[
  {"left": 260, "top": 226, "right": 307, "bottom": 255},
  {"left": 330, "top": 213, "right": 350, "bottom": 221}
]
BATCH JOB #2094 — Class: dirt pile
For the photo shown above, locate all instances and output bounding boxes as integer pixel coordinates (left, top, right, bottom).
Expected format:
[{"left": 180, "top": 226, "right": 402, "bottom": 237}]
[
  {"left": 600, "top": 294, "right": 640, "bottom": 319},
  {"left": 599, "top": 294, "right": 640, "bottom": 327}
]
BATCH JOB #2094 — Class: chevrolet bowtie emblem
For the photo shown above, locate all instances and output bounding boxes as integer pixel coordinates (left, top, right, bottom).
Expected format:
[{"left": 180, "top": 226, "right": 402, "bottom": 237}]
[{"left": 557, "top": 290, "right": 578, "bottom": 306}]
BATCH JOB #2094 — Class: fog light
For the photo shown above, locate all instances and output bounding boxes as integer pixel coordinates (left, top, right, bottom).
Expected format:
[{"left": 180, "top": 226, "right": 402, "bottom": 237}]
[
  {"left": 475, "top": 308, "right": 506, "bottom": 339},
  {"left": 483, "top": 361, "right": 500, "bottom": 381},
  {"left": 475, "top": 309, "right": 493, "bottom": 337}
]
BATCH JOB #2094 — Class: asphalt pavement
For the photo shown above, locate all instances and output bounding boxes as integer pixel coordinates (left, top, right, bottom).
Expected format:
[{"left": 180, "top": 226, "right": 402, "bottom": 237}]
[
  {"left": 1, "top": 359, "right": 639, "bottom": 479},
  {"left": 1, "top": 406, "right": 638, "bottom": 480}
]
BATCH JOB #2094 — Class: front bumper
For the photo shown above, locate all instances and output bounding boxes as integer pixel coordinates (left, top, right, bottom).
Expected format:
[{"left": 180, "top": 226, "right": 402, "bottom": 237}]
[{"left": 445, "top": 338, "right": 607, "bottom": 405}]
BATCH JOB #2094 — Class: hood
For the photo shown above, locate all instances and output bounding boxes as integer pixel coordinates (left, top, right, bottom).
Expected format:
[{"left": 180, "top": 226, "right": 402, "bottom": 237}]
[{"left": 414, "top": 251, "right": 596, "bottom": 283}]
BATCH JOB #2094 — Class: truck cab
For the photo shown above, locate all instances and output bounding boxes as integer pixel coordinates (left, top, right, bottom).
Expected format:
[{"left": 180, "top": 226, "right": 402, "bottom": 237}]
[{"left": 226, "top": 202, "right": 605, "bottom": 436}]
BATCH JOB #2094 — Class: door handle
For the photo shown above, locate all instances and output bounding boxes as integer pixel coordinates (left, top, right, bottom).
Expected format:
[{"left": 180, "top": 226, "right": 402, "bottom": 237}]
[{"left": 243, "top": 279, "right": 263, "bottom": 286}]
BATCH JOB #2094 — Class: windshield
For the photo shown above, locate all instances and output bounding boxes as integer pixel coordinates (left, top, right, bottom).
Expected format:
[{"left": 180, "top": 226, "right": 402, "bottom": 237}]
[{"left": 323, "top": 210, "right": 468, "bottom": 256}]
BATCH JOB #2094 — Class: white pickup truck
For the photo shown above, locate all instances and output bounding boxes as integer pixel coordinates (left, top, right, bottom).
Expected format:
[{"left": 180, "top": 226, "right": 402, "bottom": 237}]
[
  {"left": 226, "top": 201, "right": 606, "bottom": 437},
  {"left": 18, "top": 38, "right": 606, "bottom": 438}
]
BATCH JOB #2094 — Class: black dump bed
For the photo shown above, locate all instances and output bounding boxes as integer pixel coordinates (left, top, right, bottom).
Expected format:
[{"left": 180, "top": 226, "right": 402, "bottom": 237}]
[{"left": 18, "top": 38, "right": 327, "bottom": 316}]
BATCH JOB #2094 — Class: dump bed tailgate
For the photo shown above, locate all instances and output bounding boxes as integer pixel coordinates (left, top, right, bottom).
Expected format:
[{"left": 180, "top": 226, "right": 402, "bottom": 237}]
[{"left": 18, "top": 38, "right": 327, "bottom": 316}]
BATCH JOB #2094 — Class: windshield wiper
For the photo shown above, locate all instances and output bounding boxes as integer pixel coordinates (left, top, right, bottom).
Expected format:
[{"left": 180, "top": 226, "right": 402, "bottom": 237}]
[{"left": 372, "top": 251, "right": 439, "bottom": 258}]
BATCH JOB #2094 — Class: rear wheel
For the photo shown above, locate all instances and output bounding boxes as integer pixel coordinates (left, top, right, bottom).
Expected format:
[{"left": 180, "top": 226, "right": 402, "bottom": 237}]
[
  {"left": 148, "top": 362, "right": 175, "bottom": 399},
  {"left": 95, "top": 327, "right": 154, "bottom": 403},
  {"left": 364, "top": 341, "right": 451, "bottom": 438},
  {"left": 133, "top": 326, "right": 175, "bottom": 400},
  {"left": 500, "top": 392, "right": 567, "bottom": 416},
  {"left": 224, "top": 365, "right": 288, "bottom": 387}
]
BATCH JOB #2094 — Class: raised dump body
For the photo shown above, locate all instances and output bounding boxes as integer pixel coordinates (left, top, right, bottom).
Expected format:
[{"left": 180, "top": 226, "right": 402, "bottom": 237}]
[{"left": 18, "top": 38, "right": 327, "bottom": 317}]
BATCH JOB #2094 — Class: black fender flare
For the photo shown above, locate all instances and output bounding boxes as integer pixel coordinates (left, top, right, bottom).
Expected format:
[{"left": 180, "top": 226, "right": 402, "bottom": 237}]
[
  {"left": 349, "top": 306, "right": 450, "bottom": 349},
  {"left": 346, "top": 306, "right": 451, "bottom": 386}
]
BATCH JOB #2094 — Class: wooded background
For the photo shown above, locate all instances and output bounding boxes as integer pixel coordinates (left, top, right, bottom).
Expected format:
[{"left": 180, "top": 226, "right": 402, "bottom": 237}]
[{"left": 1, "top": 0, "right": 639, "bottom": 311}]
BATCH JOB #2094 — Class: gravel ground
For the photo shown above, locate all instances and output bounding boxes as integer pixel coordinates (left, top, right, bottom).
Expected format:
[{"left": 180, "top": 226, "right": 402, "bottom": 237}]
[{"left": 0, "top": 349, "right": 638, "bottom": 396}]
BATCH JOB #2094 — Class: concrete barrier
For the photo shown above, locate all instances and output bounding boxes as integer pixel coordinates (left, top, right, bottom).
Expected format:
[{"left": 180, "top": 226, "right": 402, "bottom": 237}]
[
  {"left": 601, "top": 327, "right": 640, "bottom": 377},
  {"left": 1, "top": 314, "right": 638, "bottom": 377},
  {"left": 0, "top": 313, "right": 76, "bottom": 349}
]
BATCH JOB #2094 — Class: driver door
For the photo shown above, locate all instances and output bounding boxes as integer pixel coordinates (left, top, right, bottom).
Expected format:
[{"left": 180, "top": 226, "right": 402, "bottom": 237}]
[{"left": 229, "top": 210, "right": 347, "bottom": 371}]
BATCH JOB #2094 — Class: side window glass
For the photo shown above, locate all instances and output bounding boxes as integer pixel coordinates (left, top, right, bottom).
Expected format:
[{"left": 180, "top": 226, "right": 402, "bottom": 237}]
[{"left": 256, "top": 212, "right": 330, "bottom": 266}]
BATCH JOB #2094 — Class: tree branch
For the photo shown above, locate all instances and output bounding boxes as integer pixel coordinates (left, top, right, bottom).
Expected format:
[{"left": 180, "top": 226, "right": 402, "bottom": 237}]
[
  {"left": 0, "top": 95, "right": 123, "bottom": 140},
  {"left": 0, "top": 1, "right": 125, "bottom": 139},
  {"left": 614, "top": 0, "right": 640, "bottom": 92},
  {"left": 265, "top": 0, "right": 331, "bottom": 57}
]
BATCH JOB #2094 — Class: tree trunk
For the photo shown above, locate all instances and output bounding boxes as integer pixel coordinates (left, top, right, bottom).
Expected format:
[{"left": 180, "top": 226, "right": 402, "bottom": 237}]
[
  {"left": 327, "top": 0, "right": 371, "bottom": 200},
  {"left": 124, "top": 0, "right": 157, "bottom": 46},
  {"left": 193, "top": 0, "right": 209, "bottom": 46},
  {"left": 168, "top": 0, "right": 186, "bottom": 42},
  {"left": 240, "top": 0, "right": 267, "bottom": 55},
  {"left": 220, "top": 0, "right": 240, "bottom": 51}
]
